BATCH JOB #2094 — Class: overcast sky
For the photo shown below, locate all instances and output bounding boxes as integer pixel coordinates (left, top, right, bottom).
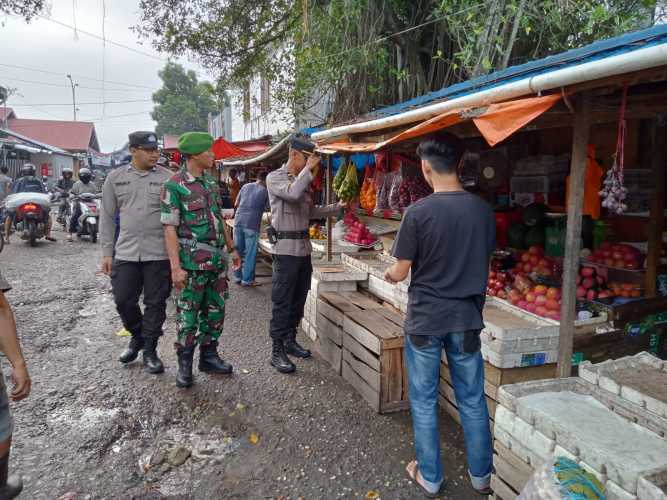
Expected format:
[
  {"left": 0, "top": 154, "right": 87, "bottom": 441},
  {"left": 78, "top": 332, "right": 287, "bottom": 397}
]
[{"left": 0, "top": 0, "right": 212, "bottom": 151}]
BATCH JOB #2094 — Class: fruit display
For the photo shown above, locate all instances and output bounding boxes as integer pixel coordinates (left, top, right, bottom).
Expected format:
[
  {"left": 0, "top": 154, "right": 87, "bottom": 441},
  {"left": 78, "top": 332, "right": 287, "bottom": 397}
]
[
  {"left": 512, "top": 246, "right": 559, "bottom": 279},
  {"left": 309, "top": 224, "right": 326, "bottom": 240},
  {"left": 511, "top": 284, "right": 562, "bottom": 321},
  {"left": 359, "top": 166, "right": 376, "bottom": 211},
  {"left": 575, "top": 266, "right": 611, "bottom": 302},
  {"left": 397, "top": 173, "right": 432, "bottom": 210},
  {"left": 333, "top": 162, "right": 347, "bottom": 193},
  {"left": 607, "top": 281, "right": 643, "bottom": 298},
  {"left": 336, "top": 163, "right": 360, "bottom": 202},
  {"left": 389, "top": 172, "right": 402, "bottom": 211},
  {"left": 586, "top": 241, "right": 644, "bottom": 270},
  {"left": 342, "top": 211, "right": 378, "bottom": 246},
  {"left": 375, "top": 171, "right": 391, "bottom": 210}
]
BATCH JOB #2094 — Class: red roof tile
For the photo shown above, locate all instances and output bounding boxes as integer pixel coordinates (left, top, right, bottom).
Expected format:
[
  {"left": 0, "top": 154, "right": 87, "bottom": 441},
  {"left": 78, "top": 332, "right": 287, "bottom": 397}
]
[{"left": 7, "top": 117, "right": 99, "bottom": 152}]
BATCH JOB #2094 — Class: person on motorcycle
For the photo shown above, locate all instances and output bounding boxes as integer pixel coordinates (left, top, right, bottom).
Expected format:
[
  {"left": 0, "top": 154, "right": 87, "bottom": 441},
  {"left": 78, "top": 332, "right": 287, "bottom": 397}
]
[
  {"left": 3, "top": 164, "right": 55, "bottom": 244},
  {"left": 55, "top": 168, "right": 75, "bottom": 223},
  {"left": 67, "top": 168, "right": 99, "bottom": 242}
]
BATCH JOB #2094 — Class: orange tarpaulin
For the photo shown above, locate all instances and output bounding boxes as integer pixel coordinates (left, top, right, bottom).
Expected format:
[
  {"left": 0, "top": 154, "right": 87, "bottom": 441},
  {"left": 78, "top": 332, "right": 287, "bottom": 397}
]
[
  {"left": 315, "top": 93, "right": 562, "bottom": 153},
  {"left": 212, "top": 137, "right": 256, "bottom": 160}
]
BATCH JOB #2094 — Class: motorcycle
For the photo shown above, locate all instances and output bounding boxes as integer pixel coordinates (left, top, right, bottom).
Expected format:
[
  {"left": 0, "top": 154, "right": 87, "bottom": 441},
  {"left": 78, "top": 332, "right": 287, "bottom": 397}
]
[
  {"left": 4, "top": 192, "right": 52, "bottom": 247},
  {"left": 66, "top": 193, "right": 101, "bottom": 243},
  {"left": 53, "top": 191, "right": 71, "bottom": 228}
]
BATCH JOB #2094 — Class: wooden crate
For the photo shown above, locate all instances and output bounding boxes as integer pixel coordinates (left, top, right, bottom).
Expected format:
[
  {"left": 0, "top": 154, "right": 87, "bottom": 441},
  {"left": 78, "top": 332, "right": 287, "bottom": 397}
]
[
  {"left": 438, "top": 357, "right": 556, "bottom": 425},
  {"left": 491, "top": 440, "right": 535, "bottom": 500},
  {"left": 342, "top": 306, "right": 409, "bottom": 414},
  {"left": 315, "top": 292, "right": 385, "bottom": 374}
]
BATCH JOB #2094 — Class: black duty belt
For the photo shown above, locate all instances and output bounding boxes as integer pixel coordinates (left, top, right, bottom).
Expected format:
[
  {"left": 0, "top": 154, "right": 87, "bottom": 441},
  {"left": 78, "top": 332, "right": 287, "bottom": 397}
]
[{"left": 275, "top": 230, "right": 309, "bottom": 240}]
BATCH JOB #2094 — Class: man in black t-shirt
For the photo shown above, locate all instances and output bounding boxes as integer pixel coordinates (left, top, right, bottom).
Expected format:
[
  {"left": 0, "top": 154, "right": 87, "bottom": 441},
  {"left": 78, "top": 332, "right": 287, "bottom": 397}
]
[{"left": 385, "top": 133, "right": 495, "bottom": 497}]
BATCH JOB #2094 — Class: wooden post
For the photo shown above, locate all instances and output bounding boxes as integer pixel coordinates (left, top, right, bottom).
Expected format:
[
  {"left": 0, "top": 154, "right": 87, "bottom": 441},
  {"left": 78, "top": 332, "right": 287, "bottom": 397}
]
[
  {"left": 326, "top": 155, "right": 333, "bottom": 262},
  {"left": 645, "top": 115, "right": 666, "bottom": 297},
  {"left": 557, "top": 92, "right": 592, "bottom": 378}
]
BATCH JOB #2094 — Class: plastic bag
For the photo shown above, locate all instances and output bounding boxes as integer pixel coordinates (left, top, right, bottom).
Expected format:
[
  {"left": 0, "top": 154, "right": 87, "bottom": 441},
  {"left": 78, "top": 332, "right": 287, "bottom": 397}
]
[
  {"left": 338, "top": 163, "right": 359, "bottom": 202},
  {"left": 360, "top": 165, "right": 376, "bottom": 211},
  {"left": 375, "top": 171, "right": 391, "bottom": 210},
  {"left": 389, "top": 171, "right": 403, "bottom": 211},
  {"left": 333, "top": 162, "right": 346, "bottom": 193},
  {"left": 518, "top": 457, "right": 605, "bottom": 500}
]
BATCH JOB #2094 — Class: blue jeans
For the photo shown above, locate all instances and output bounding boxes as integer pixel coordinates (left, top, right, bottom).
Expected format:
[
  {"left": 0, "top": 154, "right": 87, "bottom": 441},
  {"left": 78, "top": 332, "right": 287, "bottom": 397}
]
[
  {"left": 233, "top": 225, "right": 259, "bottom": 284},
  {"left": 405, "top": 331, "right": 493, "bottom": 492}
]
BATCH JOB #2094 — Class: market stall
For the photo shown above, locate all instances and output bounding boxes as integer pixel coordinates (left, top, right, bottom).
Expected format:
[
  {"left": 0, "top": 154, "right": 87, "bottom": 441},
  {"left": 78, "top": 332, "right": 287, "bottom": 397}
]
[{"left": 298, "top": 25, "right": 667, "bottom": 417}]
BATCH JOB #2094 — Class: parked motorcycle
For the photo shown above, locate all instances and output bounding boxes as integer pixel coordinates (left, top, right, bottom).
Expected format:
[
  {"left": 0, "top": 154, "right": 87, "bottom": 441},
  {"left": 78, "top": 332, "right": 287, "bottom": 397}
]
[
  {"left": 4, "top": 193, "right": 52, "bottom": 247},
  {"left": 66, "top": 193, "right": 101, "bottom": 243}
]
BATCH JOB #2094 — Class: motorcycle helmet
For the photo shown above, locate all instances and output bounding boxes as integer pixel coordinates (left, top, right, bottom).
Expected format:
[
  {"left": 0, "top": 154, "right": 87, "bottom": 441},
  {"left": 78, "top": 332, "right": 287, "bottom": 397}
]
[
  {"left": 62, "top": 167, "right": 73, "bottom": 179},
  {"left": 21, "top": 163, "right": 36, "bottom": 177},
  {"left": 79, "top": 168, "right": 92, "bottom": 184}
]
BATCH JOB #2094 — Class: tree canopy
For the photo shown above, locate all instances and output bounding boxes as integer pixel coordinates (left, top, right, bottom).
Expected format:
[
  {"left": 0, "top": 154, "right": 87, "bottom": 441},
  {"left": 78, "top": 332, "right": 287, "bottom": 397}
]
[
  {"left": 0, "top": 0, "right": 45, "bottom": 21},
  {"left": 137, "top": 0, "right": 662, "bottom": 126},
  {"left": 151, "top": 62, "right": 219, "bottom": 137}
]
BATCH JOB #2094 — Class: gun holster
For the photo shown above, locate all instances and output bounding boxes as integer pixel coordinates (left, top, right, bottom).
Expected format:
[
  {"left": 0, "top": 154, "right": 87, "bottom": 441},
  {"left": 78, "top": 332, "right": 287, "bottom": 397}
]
[{"left": 267, "top": 225, "right": 278, "bottom": 244}]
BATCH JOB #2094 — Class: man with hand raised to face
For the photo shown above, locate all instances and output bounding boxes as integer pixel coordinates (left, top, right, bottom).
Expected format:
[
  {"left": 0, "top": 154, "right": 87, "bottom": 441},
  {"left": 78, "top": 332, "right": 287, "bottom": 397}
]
[{"left": 100, "top": 131, "right": 173, "bottom": 375}]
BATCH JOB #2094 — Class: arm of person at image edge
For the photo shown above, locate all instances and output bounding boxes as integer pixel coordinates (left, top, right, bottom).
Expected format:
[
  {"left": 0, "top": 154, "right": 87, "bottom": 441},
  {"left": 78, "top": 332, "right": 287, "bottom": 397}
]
[
  {"left": 385, "top": 207, "right": 416, "bottom": 284},
  {"left": 0, "top": 277, "right": 31, "bottom": 402},
  {"left": 267, "top": 155, "right": 345, "bottom": 213},
  {"left": 99, "top": 172, "right": 118, "bottom": 275}
]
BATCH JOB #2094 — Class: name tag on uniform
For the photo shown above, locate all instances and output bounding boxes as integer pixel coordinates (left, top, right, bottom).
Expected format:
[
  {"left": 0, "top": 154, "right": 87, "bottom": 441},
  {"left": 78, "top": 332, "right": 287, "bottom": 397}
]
[
  {"left": 149, "top": 182, "right": 163, "bottom": 186},
  {"left": 115, "top": 181, "right": 130, "bottom": 186}
]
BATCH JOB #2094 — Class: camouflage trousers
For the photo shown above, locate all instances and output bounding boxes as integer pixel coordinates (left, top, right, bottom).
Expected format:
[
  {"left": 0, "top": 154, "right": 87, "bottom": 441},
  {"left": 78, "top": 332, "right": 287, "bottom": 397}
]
[{"left": 176, "top": 269, "right": 229, "bottom": 347}]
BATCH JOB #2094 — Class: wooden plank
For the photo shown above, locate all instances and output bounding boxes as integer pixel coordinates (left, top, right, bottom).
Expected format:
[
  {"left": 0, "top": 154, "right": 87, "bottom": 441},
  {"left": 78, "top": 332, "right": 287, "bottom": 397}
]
[
  {"left": 497, "top": 364, "right": 557, "bottom": 386},
  {"left": 343, "top": 348, "right": 381, "bottom": 392},
  {"left": 494, "top": 454, "right": 530, "bottom": 493},
  {"left": 646, "top": 116, "right": 666, "bottom": 296},
  {"left": 314, "top": 335, "right": 342, "bottom": 374},
  {"left": 558, "top": 91, "right": 592, "bottom": 378},
  {"left": 381, "top": 348, "right": 404, "bottom": 404},
  {"left": 494, "top": 441, "right": 534, "bottom": 479},
  {"left": 326, "top": 155, "right": 333, "bottom": 262},
  {"left": 343, "top": 315, "right": 382, "bottom": 354},
  {"left": 319, "top": 292, "right": 359, "bottom": 312},
  {"left": 340, "top": 291, "right": 384, "bottom": 310},
  {"left": 375, "top": 306, "right": 406, "bottom": 329},
  {"left": 402, "top": 347, "right": 409, "bottom": 401},
  {"left": 379, "top": 400, "right": 409, "bottom": 413},
  {"left": 317, "top": 298, "right": 345, "bottom": 326},
  {"left": 343, "top": 333, "right": 381, "bottom": 371},
  {"left": 342, "top": 358, "right": 380, "bottom": 412},
  {"left": 317, "top": 313, "right": 343, "bottom": 346},
  {"left": 345, "top": 309, "right": 404, "bottom": 342},
  {"left": 491, "top": 474, "right": 518, "bottom": 500}
]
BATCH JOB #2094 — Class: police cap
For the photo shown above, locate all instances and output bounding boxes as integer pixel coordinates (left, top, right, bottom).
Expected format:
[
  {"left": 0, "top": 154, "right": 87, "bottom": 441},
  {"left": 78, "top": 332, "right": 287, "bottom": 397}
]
[{"left": 128, "top": 131, "right": 159, "bottom": 149}]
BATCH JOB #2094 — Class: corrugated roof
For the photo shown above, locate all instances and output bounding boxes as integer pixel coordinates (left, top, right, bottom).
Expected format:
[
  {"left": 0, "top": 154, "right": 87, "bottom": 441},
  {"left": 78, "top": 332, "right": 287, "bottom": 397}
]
[
  {"left": 367, "top": 24, "right": 667, "bottom": 119},
  {"left": 7, "top": 117, "right": 99, "bottom": 152}
]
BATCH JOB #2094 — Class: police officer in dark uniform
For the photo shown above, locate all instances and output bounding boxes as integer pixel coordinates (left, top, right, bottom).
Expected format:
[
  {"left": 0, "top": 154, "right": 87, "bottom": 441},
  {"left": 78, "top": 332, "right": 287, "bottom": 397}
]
[{"left": 100, "top": 132, "right": 172, "bottom": 374}]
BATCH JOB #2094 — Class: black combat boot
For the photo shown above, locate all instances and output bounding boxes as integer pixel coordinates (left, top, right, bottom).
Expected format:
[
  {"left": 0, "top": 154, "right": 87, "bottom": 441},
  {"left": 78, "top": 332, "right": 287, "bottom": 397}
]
[
  {"left": 142, "top": 336, "right": 165, "bottom": 374},
  {"left": 176, "top": 345, "right": 196, "bottom": 388},
  {"left": 270, "top": 339, "right": 296, "bottom": 374},
  {"left": 199, "top": 341, "right": 233, "bottom": 374},
  {"left": 118, "top": 334, "right": 143, "bottom": 364},
  {"left": 0, "top": 453, "right": 22, "bottom": 500},
  {"left": 285, "top": 330, "right": 311, "bottom": 359}
]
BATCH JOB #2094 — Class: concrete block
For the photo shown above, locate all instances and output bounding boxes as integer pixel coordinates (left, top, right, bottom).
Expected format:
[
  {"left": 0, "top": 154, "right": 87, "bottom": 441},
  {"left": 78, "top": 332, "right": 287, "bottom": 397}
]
[
  {"left": 493, "top": 425, "right": 548, "bottom": 467},
  {"left": 495, "top": 405, "right": 555, "bottom": 459},
  {"left": 481, "top": 345, "right": 558, "bottom": 369},
  {"left": 606, "top": 480, "right": 639, "bottom": 500},
  {"left": 312, "top": 265, "right": 367, "bottom": 282},
  {"left": 637, "top": 468, "right": 667, "bottom": 500},
  {"left": 505, "top": 384, "right": 667, "bottom": 494},
  {"left": 578, "top": 352, "right": 667, "bottom": 420}
]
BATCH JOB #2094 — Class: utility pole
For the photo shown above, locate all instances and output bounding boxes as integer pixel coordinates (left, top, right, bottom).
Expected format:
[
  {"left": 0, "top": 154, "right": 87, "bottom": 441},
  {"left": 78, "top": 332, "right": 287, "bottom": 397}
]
[{"left": 67, "top": 74, "right": 78, "bottom": 121}]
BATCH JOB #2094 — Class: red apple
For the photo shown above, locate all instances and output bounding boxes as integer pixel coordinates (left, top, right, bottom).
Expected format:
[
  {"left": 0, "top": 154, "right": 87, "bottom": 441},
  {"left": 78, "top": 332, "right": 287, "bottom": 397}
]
[
  {"left": 535, "top": 306, "right": 548, "bottom": 317},
  {"left": 587, "top": 289, "right": 597, "bottom": 301},
  {"left": 576, "top": 286, "right": 587, "bottom": 298},
  {"left": 545, "top": 298, "right": 560, "bottom": 311},
  {"left": 523, "top": 263, "right": 533, "bottom": 273},
  {"left": 545, "top": 310, "right": 560, "bottom": 321},
  {"left": 528, "top": 245, "right": 544, "bottom": 256},
  {"left": 497, "top": 290, "right": 507, "bottom": 300},
  {"left": 534, "top": 285, "right": 548, "bottom": 296},
  {"left": 517, "top": 300, "right": 528, "bottom": 310},
  {"left": 582, "top": 278, "right": 595, "bottom": 290},
  {"left": 535, "top": 295, "right": 547, "bottom": 305},
  {"left": 546, "top": 287, "right": 561, "bottom": 300},
  {"left": 580, "top": 267, "right": 596, "bottom": 278},
  {"left": 529, "top": 255, "right": 539, "bottom": 266},
  {"left": 526, "top": 303, "right": 537, "bottom": 313},
  {"left": 521, "top": 253, "right": 531, "bottom": 263},
  {"left": 525, "top": 292, "right": 536, "bottom": 303}
]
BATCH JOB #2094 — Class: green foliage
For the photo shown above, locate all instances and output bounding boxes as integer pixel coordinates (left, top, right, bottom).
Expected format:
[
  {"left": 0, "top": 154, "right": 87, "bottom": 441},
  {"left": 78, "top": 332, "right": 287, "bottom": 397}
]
[
  {"left": 137, "top": 0, "right": 661, "bottom": 127},
  {"left": 151, "top": 63, "right": 218, "bottom": 137}
]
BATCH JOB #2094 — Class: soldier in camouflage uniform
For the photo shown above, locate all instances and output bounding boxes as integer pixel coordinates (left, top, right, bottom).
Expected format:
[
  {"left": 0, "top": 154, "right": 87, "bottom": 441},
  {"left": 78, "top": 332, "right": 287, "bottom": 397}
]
[{"left": 161, "top": 132, "right": 241, "bottom": 388}]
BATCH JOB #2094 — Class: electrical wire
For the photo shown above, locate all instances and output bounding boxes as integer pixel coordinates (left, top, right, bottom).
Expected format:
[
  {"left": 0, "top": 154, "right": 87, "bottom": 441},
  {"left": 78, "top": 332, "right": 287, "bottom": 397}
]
[
  {"left": 11, "top": 99, "right": 153, "bottom": 106},
  {"left": 36, "top": 13, "right": 168, "bottom": 62},
  {"left": 0, "top": 76, "right": 152, "bottom": 93},
  {"left": 0, "top": 63, "right": 156, "bottom": 90}
]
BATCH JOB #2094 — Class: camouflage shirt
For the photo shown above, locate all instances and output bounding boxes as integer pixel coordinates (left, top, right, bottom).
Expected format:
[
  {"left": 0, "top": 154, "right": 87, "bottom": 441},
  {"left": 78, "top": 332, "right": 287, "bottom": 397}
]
[{"left": 161, "top": 170, "right": 228, "bottom": 271}]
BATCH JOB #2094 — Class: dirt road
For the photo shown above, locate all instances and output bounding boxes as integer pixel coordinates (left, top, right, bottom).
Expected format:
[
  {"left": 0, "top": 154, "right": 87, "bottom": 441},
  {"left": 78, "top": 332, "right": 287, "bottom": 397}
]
[{"left": 2, "top": 228, "right": 477, "bottom": 499}]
